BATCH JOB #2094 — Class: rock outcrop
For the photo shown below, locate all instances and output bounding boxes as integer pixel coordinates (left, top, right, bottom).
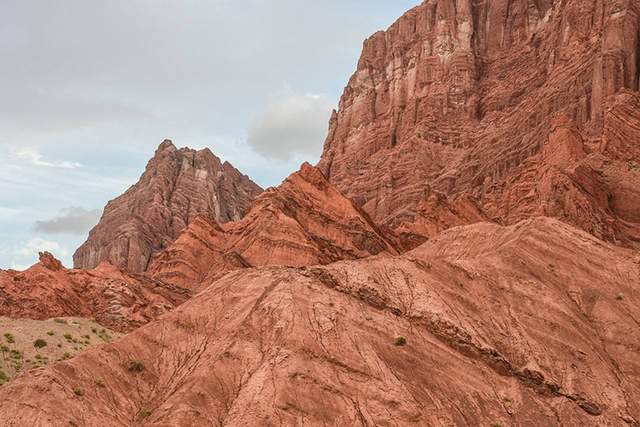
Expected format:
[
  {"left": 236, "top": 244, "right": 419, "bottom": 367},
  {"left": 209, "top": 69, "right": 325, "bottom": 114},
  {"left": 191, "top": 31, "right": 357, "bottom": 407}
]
[
  {"left": 318, "top": 0, "right": 640, "bottom": 246},
  {"left": 1, "top": 218, "right": 638, "bottom": 425},
  {"left": 0, "top": 253, "right": 191, "bottom": 332},
  {"left": 73, "top": 140, "right": 263, "bottom": 273},
  {"left": 147, "top": 163, "right": 399, "bottom": 289}
]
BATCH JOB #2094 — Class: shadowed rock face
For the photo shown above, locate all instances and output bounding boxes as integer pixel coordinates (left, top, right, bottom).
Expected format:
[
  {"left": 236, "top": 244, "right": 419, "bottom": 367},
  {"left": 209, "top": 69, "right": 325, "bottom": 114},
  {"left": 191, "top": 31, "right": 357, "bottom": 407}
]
[
  {"left": 147, "top": 163, "right": 400, "bottom": 290},
  {"left": 73, "top": 140, "right": 263, "bottom": 273},
  {"left": 318, "top": 0, "right": 640, "bottom": 246},
  {"left": 1, "top": 218, "right": 638, "bottom": 425},
  {"left": 0, "top": 253, "right": 191, "bottom": 333}
]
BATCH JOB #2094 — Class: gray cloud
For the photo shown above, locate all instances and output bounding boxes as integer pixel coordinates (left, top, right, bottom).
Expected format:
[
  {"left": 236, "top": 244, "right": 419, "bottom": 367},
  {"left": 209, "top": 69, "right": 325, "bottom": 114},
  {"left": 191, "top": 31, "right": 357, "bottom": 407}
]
[
  {"left": 33, "top": 207, "right": 101, "bottom": 235},
  {"left": 0, "top": 0, "right": 422, "bottom": 268},
  {"left": 248, "top": 94, "right": 333, "bottom": 161}
]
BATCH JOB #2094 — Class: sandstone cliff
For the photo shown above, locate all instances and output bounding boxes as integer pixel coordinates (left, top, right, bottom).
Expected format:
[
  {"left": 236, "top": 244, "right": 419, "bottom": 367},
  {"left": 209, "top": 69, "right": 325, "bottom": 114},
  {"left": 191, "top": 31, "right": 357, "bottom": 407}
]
[
  {"left": 1, "top": 219, "right": 638, "bottom": 425},
  {"left": 73, "top": 140, "right": 262, "bottom": 273},
  {"left": 318, "top": 0, "right": 640, "bottom": 246},
  {"left": 147, "top": 163, "right": 399, "bottom": 289}
]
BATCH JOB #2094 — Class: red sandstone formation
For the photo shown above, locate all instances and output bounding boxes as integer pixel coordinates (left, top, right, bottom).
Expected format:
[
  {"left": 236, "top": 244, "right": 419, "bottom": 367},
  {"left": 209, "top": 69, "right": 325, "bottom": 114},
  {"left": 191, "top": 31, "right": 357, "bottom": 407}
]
[
  {"left": 1, "top": 218, "right": 638, "bottom": 425},
  {"left": 73, "top": 140, "right": 262, "bottom": 273},
  {"left": 0, "top": 252, "right": 191, "bottom": 332},
  {"left": 1, "top": 1, "right": 640, "bottom": 426},
  {"left": 318, "top": 0, "right": 640, "bottom": 247},
  {"left": 147, "top": 163, "right": 399, "bottom": 289}
]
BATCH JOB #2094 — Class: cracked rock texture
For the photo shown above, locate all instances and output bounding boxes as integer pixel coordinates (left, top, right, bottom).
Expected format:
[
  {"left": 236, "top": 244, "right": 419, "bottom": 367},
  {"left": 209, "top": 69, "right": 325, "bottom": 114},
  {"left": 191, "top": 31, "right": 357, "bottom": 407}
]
[
  {"left": 318, "top": 0, "right": 640, "bottom": 247},
  {"left": 73, "top": 140, "right": 263, "bottom": 273},
  {"left": 0, "top": 219, "right": 638, "bottom": 426},
  {"left": 147, "top": 163, "right": 399, "bottom": 290},
  {"left": 0, "top": 252, "right": 191, "bottom": 332}
]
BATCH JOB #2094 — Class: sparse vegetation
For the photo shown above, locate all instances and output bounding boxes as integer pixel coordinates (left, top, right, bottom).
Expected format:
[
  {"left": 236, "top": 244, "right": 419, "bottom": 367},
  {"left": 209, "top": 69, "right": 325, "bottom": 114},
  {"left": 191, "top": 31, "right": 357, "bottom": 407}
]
[
  {"left": 62, "top": 352, "right": 72, "bottom": 360},
  {"left": 394, "top": 336, "right": 407, "bottom": 346},
  {"left": 95, "top": 379, "right": 105, "bottom": 388},
  {"left": 63, "top": 333, "right": 73, "bottom": 341},
  {"left": 128, "top": 360, "right": 145, "bottom": 373},
  {"left": 3, "top": 332, "right": 15, "bottom": 344},
  {"left": 73, "top": 386, "right": 83, "bottom": 396},
  {"left": 46, "top": 331, "right": 55, "bottom": 336},
  {"left": 138, "top": 409, "right": 152, "bottom": 420},
  {"left": 33, "top": 338, "right": 47, "bottom": 349},
  {"left": 0, "top": 370, "right": 8, "bottom": 385},
  {"left": 54, "top": 318, "right": 67, "bottom": 324}
]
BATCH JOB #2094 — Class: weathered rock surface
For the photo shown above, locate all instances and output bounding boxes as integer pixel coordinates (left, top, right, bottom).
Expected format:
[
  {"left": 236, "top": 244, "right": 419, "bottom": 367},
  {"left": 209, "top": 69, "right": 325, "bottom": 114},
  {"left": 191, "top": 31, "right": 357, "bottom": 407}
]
[
  {"left": 0, "top": 252, "right": 191, "bottom": 332},
  {"left": 318, "top": 0, "right": 640, "bottom": 247},
  {"left": 1, "top": 218, "right": 638, "bottom": 426},
  {"left": 147, "top": 163, "right": 399, "bottom": 289},
  {"left": 73, "top": 140, "right": 263, "bottom": 273}
]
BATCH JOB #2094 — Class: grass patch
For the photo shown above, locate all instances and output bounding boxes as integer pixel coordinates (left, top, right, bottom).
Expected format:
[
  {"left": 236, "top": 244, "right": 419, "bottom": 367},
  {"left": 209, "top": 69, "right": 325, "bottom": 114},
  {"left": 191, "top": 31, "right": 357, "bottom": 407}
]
[
  {"left": 138, "top": 409, "right": 152, "bottom": 420},
  {"left": 128, "top": 360, "right": 145, "bottom": 373},
  {"left": 3, "top": 333, "right": 15, "bottom": 344},
  {"left": 33, "top": 339, "right": 47, "bottom": 349},
  {"left": 394, "top": 336, "right": 407, "bottom": 346}
]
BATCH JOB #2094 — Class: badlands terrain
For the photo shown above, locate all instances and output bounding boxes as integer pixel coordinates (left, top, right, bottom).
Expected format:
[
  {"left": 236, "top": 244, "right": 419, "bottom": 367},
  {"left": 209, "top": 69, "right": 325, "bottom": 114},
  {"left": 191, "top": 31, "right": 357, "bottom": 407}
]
[{"left": 1, "top": 0, "right": 639, "bottom": 425}]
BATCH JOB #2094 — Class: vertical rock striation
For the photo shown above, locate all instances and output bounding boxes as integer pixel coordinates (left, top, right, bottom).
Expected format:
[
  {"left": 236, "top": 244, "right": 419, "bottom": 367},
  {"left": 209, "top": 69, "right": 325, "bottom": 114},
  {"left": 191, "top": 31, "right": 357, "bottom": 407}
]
[
  {"left": 73, "top": 140, "right": 263, "bottom": 273},
  {"left": 318, "top": 0, "right": 640, "bottom": 245}
]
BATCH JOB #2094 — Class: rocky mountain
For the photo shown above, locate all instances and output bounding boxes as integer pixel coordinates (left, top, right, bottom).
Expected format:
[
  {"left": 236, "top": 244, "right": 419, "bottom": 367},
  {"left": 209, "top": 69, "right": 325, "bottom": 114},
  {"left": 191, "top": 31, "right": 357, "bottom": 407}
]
[
  {"left": 0, "top": 252, "right": 191, "bottom": 332},
  {"left": 1, "top": 1, "right": 640, "bottom": 426},
  {"left": 147, "top": 163, "right": 399, "bottom": 289},
  {"left": 73, "top": 140, "right": 263, "bottom": 273},
  {"left": 2, "top": 218, "right": 639, "bottom": 425},
  {"left": 318, "top": 0, "right": 640, "bottom": 247}
]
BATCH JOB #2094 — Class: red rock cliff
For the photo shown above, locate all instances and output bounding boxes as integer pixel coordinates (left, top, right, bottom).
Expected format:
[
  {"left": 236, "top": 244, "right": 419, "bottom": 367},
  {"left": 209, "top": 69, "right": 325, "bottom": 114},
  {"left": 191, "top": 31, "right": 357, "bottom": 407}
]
[
  {"left": 73, "top": 140, "right": 263, "bottom": 273},
  {"left": 318, "top": 0, "right": 640, "bottom": 240}
]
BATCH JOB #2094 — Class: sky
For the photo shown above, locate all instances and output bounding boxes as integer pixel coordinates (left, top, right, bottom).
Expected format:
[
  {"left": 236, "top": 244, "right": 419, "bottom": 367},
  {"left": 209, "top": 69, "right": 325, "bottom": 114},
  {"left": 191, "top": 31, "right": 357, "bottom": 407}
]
[{"left": 0, "top": 0, "right": 421, "bottom": 269}]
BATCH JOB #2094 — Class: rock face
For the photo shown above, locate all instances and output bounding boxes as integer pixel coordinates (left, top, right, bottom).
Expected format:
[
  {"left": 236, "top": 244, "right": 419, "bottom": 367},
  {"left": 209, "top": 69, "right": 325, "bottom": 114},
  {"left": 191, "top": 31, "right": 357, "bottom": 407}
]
[
  {"left": 147, "top": 163, "right": 399, "bottom": 289},
  {"left": 0, "top": 253, "right": 191, "bottom": 332},
  {"left": 73, "top": 140, "right": 263, "bottom": 273},
  {"left": 318, "top": 0, "right": 640, "bottom": 246},
  {"left": 1, "top": 218, "right": 639, "bottom": 426}
]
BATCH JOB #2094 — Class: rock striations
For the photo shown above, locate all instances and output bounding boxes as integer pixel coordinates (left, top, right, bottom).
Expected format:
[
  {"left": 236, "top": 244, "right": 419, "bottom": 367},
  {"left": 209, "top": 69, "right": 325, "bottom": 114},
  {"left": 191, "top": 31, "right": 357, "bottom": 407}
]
[
  {"left": 147, "top": 163, "right": 399, "bottom": 289},
  {"left": 1, "top": 1, "right": 640, "bottom": 426},
  {"left": 318, "top": 0, "right": 640, "bottom": 247},
  {"left": 0, "top": 252, "right": 191, "bottom": 332},
  {"left": 1, "top": 219, "right": 639, "bottom": 425},
  {"left": 73, "top": 140, "right": 262, "bottom": 273}
]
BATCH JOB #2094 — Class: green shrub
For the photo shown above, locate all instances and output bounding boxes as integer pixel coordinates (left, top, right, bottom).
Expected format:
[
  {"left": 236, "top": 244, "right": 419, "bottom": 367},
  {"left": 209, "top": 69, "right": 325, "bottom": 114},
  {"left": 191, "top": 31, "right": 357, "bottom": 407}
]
[
  {"left": 0, "top": 370, "right": 7, "bottom": 385},
  {"left": 394, "top": 336, "right": 407, "bottom": 346},
  {"left": 46, "top": 331, "right": 55, "bottom": 336},
  {"left": 128, "top": 360, "right": 145, "bottom": 373},
  {"left": 73, "top": 386, "right": 83, "bottom": 396},
  {"left": 3, "top": 333, "right": 15, "bottom": 344},
  {"left": 34, "top": 339, "right": 47, "bottom": 349},
  {"left": 63, "top": 333, "right": 73, "bottom": 341},
  {"left": 138, "top": 409, "right": 152, "bottom": 420},
  {"left": 62, "top": 352, "right": 72, "bottom": 360}
]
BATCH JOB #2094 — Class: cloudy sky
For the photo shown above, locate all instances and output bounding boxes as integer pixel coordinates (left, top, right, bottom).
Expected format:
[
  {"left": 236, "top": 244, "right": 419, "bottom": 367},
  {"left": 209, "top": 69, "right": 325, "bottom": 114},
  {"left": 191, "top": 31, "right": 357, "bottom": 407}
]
[{"left": 0, "top": 0, "right": 420, "bottom": 269}]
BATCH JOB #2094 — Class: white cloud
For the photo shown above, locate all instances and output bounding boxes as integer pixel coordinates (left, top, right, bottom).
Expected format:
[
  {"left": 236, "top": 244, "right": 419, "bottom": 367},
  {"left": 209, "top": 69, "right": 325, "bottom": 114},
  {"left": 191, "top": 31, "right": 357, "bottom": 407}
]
[
  {"left": 247, "top": 93, "right": 334, "bottom": 161},
  {"left": 13, "top": 148, "right": 82, "bottom": 169},
  {"left": 15, "top": 237, "right": 68, "bottom": 259},
  {"left": 34, "top": 207, "right": 101, "bottom": 235}
]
